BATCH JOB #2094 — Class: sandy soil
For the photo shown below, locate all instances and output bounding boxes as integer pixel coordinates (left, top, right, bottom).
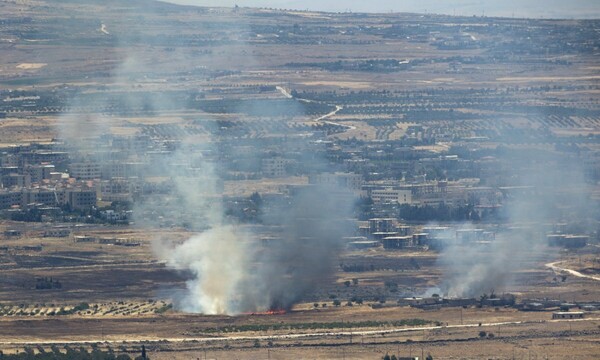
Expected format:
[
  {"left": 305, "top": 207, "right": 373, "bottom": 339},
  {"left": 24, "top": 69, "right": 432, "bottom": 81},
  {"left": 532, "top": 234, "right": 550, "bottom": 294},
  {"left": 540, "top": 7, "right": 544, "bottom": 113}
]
[{"left": 16, "top": 63, "right": 47, "bottom": 70}]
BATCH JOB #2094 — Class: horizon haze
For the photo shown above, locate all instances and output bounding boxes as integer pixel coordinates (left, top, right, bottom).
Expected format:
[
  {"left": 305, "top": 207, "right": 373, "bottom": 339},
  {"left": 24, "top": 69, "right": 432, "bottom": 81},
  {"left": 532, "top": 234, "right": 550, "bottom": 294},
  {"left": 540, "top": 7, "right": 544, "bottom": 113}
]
[{"left": 165, "top": 0, "right": 600, "bottom": 19}]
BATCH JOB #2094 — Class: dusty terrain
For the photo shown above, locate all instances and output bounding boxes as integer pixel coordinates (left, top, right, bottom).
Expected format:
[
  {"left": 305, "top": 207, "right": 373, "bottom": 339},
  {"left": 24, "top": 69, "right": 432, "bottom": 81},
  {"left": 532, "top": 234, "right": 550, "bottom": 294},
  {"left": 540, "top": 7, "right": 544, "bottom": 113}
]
[
  {"left": 0, "top": 0, "right": 598, "bottom": 358},
  {"left": 1, "top": 219, "right": 599, "bottom": 358}
]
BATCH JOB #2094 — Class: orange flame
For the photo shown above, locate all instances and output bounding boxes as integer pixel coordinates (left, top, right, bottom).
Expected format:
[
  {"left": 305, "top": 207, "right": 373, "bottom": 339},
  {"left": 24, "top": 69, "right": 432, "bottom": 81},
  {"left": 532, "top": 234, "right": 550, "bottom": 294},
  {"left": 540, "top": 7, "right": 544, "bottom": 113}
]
[{"left": 243, "top": 309, "right": 287, "bottom": 316}]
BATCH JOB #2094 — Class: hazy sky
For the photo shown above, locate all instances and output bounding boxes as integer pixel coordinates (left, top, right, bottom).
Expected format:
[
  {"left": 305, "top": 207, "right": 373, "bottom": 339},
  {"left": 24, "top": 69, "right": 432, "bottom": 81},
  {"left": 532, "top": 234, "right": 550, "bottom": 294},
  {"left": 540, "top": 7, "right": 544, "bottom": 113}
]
[{"left": 165, "top": 0, "right": 600, "bottom": 19}]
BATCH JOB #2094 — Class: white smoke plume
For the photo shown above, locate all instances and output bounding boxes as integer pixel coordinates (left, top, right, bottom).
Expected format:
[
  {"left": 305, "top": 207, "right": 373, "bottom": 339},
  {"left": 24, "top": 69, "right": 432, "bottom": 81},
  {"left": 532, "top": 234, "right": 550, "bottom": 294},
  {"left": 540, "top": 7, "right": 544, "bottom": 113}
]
[
  {"left": 164, "top": 226, "right": 251, "bottom": 314},
  {"left": 49, "top": 3, "right": 359, "bottom": 315},
  {"left": 430, "top": 148, "right": 596, "bottom": 298}
]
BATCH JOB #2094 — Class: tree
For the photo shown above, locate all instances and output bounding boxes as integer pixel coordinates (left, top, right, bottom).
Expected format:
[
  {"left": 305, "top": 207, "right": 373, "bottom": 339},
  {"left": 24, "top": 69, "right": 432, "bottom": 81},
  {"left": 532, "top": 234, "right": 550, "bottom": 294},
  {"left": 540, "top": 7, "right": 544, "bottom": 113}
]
[
  {"left": 344, "top": 280, "right": 351, "bottom": 287},
  {"left": 249, "top": 192, "right": 263, "bottom": 207},
  {"left": 479, "top": 293, "right": 488, "bottom": 306},
  {"left": 479, "top": 331, "right": 487, "bottom": 338},
  {"left": 332, "top": 299, "right": 341, "bottom": 307}
]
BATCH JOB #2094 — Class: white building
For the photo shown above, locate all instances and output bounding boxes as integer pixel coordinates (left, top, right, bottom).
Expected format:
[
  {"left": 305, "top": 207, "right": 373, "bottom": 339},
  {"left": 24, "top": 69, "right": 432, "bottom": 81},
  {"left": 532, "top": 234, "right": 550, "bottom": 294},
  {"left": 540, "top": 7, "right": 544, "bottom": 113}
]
[
  {"left": 370, "top": 187, "right": 412, "bottom": 204},
  {"left": 69, "top": 162, "right": 101, "bottom": 180}
]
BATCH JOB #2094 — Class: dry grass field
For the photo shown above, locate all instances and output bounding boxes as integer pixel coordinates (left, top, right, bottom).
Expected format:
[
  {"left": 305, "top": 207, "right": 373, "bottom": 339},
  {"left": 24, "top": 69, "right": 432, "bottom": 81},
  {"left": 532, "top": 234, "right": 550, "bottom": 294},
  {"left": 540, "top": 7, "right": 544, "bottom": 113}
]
[{"left": 0, "top": 0, "right": 598, "bottom": 358}]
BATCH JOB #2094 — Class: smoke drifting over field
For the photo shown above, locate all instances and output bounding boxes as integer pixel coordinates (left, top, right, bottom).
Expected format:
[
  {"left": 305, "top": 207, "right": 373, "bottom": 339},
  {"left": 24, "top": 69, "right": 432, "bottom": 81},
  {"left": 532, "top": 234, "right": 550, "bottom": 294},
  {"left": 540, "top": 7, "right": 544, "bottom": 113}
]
[
  {"left": 53, "top": 6, "right": 355, "bottom": 314},
  {"left": 431, "top": 149, "right": 595, "bottom": 298},
  {"left": 158, "top": 176, "right": 354, "bottom": 314}
]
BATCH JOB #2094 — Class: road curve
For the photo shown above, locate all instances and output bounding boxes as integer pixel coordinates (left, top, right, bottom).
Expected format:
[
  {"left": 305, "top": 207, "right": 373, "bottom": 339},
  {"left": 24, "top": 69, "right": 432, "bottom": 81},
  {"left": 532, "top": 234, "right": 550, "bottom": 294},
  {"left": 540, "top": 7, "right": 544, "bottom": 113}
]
[
  {"left": 545, "top": 261, "right": 600, "bottom": 281},
  {"left": 276, "top": 85, "right": 355, "bottom": 130}
]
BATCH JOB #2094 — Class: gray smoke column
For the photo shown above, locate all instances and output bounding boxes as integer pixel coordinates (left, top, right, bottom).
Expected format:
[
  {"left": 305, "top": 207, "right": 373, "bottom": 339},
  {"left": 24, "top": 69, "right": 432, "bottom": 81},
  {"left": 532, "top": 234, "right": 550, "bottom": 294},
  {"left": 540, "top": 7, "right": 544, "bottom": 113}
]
[
  {"left": 430, "top": 149, "right": 595, "bottom": 298},
  {"left": 236, "top": 184, "right": 355, "bottom": 312},
  {"left": 158, "top": 172, "right": 355, "bottom": 314},
  {"left": 51, "top": 2, "right": 356, "bottom": 315}
]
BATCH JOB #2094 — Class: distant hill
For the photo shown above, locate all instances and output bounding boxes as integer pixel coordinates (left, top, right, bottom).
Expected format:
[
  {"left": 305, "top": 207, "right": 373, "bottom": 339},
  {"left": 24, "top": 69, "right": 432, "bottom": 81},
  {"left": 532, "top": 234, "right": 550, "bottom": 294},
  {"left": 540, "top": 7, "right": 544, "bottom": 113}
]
[{"left": 168, "top": 0, "right": 600, "bottom": 19}]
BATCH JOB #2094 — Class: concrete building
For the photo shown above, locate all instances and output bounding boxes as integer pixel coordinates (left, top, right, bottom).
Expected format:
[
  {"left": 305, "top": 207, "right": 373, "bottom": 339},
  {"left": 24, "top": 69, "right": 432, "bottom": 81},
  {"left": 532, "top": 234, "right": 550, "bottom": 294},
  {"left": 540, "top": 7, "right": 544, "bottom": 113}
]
[
  {"left": 466, "top": 186, "right": 500, "bottom": 206},
  {"left": 69, "top": 162, "right": 101, "bottom": 180},
  {"left": 0, "top": 186, "right": 97, "bottom": 211},
  {"left": 3, "top": 229, "right": 22, "bottom": 237},
  {"left": 547, "top": 234, "right": 588, "bottom": 248},
  {"left": 24, "top": 164, "right": 55, "bottom": 184},
  {"left": 44, "top": 228, "right": 71, "bottom": 238},
  {"left": 100, "top": 209, "right": 130, "bottom": 222},
  {"left": 1, "top": 173, "right": 30, "bottom": 188},
  {"left": 348, "top": 240, "right": 380, "bottom": 249},
  {"left": 456, "top": 229, "right": 485, "bottom": 243},
  {"left": 66, "top": 188, "right": 97, "bottom": 210},
  {"left": 368, "top": 218, "right": 396, "bottom": 233},
  {"left": 21, "top": 188, "right": 57, "bottom": 207},
  {"left": 111, "top": 135, "right": 151, "bottom": 154},
  {"left": 22, "top": 151, "right": 68, "bottom": 165},
  {"left": 74, "top": 235, "right": 95, "bottom": 243},
  {"left": 261, "top": 157, "right": 287, "bottom": 178},
  {"left": 552, "top": 311, "right": 585, "bottom": 320},
  {"left": 370, "top": 187, "right": 412, "bottom": 204},
  {"left": 412, "top": 233, "right": 428, "bottom": 245},
  {"left": 372, "top": 231, "right": 399, "bottom": 240},
  {"left": 309, "top": 172, "right": 363, "bottom": 192},
  {"left": 396, "top": 225, "right": 411, "bottom": 236},
  {"left": 101, "top": 162, "right": 145, "bottom": 179},
  {"left": 98, "top": 178, "right": 134, "bottom": 202},
  {"left": 0, "top": 190, "right": 22, "bottom": 209},
  {"left": 382, "top": 236, "right": 413, "bottom": 249}
]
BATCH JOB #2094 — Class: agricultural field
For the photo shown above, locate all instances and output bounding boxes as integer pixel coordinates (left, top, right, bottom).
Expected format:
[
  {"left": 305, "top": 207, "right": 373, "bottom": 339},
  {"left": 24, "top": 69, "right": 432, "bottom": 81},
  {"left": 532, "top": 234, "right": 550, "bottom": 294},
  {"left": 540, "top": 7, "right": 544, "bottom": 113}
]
[{"left": 0, "top": 0, "right": 598, "bottom": 359}]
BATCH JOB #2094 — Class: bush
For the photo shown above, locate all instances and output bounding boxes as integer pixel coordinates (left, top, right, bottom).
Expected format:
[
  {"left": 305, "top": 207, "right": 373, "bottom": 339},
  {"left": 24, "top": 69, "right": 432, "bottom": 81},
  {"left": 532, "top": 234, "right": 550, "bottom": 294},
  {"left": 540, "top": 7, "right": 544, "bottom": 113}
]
[{"left": 154, "top": 303, "right": 173, "bottom": 314}]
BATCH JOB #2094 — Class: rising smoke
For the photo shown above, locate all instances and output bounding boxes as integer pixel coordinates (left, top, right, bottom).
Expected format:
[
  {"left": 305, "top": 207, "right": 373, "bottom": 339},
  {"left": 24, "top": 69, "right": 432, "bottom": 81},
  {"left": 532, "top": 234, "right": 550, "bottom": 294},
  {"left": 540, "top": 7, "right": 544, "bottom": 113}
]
[
  {"left": 55, "top": 6, "right": 355, "bottom": 315},
  {"left": 154, "top": 146, "right": 355, "bottom": 314},
  {"left": 430, "top": 147, "right": 596, "bottom": 298}
]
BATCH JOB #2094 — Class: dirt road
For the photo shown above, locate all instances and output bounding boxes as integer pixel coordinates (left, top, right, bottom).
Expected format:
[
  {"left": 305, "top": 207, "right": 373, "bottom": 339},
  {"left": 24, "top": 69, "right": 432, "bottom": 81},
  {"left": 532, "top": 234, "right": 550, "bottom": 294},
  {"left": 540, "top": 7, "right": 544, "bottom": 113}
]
[
  {"left": 545, "top": 261, "right": 600, "bottom": 281},
  {"left": 2, "top": 317, "right": 598, "bottom": 347},
  {"left": 276, "top": 86, "right": 355, "bottom": 130}
]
